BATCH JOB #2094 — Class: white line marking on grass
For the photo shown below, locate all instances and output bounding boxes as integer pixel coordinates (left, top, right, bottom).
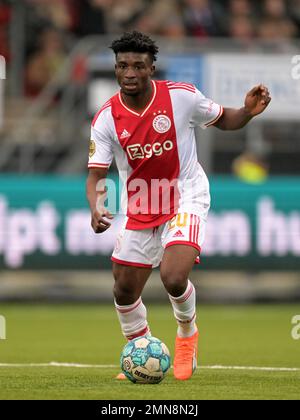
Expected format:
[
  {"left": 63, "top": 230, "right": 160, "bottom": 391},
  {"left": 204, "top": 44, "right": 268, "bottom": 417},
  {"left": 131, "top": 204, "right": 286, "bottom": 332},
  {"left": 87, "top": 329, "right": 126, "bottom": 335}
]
[
  {"left": 0, "top": 363, "right": 117, "bottom": 368},
  {"left": 0, "top": 363, "right": 299, "bottom": 372},
  {"left": 199, "top": 365, "right": 300, "bottom": 373}
]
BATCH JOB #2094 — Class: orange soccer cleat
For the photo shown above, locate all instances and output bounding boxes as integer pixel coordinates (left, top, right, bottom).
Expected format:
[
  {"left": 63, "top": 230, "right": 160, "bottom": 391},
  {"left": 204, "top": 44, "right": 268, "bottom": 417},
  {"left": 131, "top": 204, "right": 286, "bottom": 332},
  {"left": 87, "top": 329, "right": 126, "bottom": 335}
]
[
  {"left": 173, "top": 329, "right": 198, "bottom": 380},
  {"left": 115, "top": 372, "right": 126, "bottom": 380}
]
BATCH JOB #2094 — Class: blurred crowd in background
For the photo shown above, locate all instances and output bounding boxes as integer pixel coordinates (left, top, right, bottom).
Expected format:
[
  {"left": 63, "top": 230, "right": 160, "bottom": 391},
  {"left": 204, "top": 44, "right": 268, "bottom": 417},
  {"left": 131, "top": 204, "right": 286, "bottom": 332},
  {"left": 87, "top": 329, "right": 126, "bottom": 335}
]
[{"left": 1, "top": 0, "right": 300, "bottom": 95}]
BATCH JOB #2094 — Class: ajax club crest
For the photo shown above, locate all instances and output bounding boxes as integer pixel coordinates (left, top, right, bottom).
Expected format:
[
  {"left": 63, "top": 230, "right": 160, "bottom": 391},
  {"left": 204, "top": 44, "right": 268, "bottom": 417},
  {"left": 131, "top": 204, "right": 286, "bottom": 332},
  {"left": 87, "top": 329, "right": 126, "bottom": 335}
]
[{"left": 153, "top": 114, "right": 171, "bottom": 134}]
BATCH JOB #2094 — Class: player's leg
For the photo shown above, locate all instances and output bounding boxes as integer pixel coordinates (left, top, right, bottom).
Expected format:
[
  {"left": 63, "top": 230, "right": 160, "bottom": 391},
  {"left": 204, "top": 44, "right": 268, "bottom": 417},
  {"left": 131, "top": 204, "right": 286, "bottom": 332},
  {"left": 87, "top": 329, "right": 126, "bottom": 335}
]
[
  {"left": 160, "top": 213, "right": 204, "bottom": 380},
  {"left": 111, "top": 223, "right": 162, "bottom": 380},
  {"left": 160, "top": 245, "right": 199, "bottom": 381},
  {"left": 160, "top": 244, "right": 198, "bottom": 335},
  {"left": 113, "top": 263, "right": 152, "bottom": 340},
  {"left": 160, "top": 245, "right": 198, "bottom": 341},
  {"left": 160, "top": 214, "right": 202, "bottom": 337},
  {"left": 113, "top": 263, "right": 152, "bottom": 380},
  {"left": 111, "top": 224, "right": 157, "bottom": 341}
]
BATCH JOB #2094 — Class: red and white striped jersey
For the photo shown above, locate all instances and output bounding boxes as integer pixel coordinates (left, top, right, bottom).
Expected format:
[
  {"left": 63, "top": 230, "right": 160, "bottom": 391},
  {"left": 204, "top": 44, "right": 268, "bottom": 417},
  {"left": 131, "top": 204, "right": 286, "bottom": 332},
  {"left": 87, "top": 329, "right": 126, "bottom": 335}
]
[{"left": 88, "top": 80, "right": 223, "bottom": 230}]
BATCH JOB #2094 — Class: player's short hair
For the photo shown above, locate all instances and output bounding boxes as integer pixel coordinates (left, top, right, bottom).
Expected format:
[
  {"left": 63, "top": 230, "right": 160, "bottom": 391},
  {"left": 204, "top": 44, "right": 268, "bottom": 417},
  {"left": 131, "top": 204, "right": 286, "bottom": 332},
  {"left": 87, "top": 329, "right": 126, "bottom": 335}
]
[{"left": 110, "top": 31, "right": 159, "bottom": 63}]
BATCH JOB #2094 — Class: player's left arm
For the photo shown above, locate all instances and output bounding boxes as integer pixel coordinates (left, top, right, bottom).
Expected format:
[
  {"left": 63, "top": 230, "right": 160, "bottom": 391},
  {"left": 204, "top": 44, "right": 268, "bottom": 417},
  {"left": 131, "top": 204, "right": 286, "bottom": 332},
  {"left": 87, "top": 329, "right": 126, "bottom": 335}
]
[{"left": 213, "top": 84, "right": 271, "bottom": 131}]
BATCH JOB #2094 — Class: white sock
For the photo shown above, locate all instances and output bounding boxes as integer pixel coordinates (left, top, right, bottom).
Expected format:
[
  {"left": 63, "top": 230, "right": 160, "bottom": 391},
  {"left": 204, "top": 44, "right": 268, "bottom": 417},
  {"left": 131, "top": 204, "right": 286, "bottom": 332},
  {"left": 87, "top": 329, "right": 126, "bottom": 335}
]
[
  {"left": 168, "top": 280, "right": 197, "bottom": 338},
  {"left": 114, "top": 297, "right": 151, "bottom": 341}
]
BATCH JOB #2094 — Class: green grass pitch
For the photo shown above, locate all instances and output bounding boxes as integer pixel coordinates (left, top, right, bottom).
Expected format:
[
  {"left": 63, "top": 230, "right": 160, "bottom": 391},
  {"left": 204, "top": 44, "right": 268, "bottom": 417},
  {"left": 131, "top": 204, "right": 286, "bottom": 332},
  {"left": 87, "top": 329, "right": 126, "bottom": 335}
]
[{"left": 0, "top": 304, "right": 299, "bottom": 400}]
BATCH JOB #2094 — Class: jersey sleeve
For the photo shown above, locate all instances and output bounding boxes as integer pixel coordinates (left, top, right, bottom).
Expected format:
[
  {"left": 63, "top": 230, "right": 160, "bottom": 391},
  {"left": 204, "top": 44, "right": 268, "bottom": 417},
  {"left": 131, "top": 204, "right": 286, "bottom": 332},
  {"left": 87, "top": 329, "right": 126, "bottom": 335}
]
[
  {"left": 88, "top": 109, "right": 114, "bottom": 169},
  {"left": 191, "top": 88, "right": 224, "bottom": 130}
]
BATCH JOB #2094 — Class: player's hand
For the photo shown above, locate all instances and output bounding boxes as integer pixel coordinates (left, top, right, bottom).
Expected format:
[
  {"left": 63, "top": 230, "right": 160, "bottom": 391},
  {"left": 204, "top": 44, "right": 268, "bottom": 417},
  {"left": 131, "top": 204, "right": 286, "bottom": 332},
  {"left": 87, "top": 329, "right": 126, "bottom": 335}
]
[
  {"left": 244, "top": 84, "right": 272, "bottom": 117},
  {"left": 91, "top": 209, "right": 114, "bottom": 234}
]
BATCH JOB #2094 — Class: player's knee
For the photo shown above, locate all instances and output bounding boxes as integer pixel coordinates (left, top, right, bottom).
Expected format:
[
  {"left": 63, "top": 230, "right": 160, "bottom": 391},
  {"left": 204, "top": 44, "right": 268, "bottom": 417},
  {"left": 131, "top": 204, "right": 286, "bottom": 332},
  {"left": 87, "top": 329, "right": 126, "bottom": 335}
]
[
  {"left": 113, "top": 267, "right": 140, "bottom": 305},
  {"left": 160, "top": 269, "right": 188, "bottom": 297},
  {"left": 113, "top": 264, "right": 147, "bottom": 305},
  {"left": 113, "top": 281, "right": 138, "bottom": 305}
]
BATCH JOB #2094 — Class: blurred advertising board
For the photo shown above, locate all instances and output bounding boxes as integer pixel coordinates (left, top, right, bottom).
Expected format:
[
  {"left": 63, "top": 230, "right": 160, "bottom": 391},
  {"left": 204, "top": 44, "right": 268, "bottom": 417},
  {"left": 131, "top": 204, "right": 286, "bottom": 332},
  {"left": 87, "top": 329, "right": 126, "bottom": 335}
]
[
  {"left": 0, "top": 175, "right": 299, "bottom": 270},
  {"left": 203, "top": 54, "right": 300, "bottom": 121},
  {"left": 88, "top": 53, "right": 300, "bottom": 122}
]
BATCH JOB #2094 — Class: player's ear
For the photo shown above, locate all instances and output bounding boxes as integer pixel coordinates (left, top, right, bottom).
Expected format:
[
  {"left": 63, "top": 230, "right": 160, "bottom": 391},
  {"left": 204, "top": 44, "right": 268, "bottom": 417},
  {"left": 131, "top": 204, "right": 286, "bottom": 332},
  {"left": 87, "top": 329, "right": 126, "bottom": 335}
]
[
  {"left": 114, "top": 63, "right": 119, "bottom": 78},
  {"left": 151, "top": 65, "right": 156, "bottom": 76}
]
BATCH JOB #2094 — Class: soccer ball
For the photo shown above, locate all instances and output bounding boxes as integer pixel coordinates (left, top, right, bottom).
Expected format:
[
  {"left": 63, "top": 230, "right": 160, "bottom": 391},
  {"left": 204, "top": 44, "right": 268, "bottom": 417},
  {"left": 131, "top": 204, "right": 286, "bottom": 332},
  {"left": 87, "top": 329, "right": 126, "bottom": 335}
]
[{"left": 120, "top": 336, "right": 171, "bottom": 384}]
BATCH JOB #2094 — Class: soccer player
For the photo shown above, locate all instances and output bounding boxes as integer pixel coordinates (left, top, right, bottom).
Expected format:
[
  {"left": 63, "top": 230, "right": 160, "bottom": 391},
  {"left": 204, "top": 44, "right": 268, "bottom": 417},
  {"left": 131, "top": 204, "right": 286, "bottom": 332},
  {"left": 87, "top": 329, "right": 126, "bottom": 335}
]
[{"left": 86, "top": 31, "right": 271, "bottom": 381}]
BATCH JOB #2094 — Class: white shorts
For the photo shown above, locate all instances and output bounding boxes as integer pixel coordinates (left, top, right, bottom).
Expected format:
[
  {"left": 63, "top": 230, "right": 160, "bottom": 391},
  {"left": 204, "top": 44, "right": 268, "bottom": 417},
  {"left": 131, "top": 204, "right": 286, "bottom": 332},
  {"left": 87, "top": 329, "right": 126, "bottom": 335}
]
[{"left": 111, "top": 213, "right": 207, "bottom": 269}]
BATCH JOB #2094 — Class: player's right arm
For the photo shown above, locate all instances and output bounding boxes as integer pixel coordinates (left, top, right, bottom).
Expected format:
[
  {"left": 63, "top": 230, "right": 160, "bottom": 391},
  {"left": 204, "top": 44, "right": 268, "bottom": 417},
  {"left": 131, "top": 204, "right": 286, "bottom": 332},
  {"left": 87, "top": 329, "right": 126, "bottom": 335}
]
[
  {"left": 86, "top": 104, "right": 114, "bottom": 234},
  {"left": 86, "top": 168, "right": 113, "bottom": 234}
]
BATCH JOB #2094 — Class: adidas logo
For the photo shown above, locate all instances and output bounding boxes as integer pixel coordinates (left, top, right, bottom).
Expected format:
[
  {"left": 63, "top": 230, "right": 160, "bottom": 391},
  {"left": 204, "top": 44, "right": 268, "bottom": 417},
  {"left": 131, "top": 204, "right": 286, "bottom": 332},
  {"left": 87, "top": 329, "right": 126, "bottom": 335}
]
[
  {"left": 173, "top": 230, "right": 185, "bottom": 238},
  {"left": 120, "top": 129, "right": 131, "bottom": 139}
]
